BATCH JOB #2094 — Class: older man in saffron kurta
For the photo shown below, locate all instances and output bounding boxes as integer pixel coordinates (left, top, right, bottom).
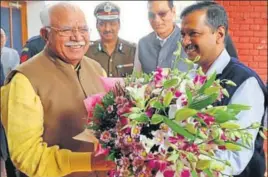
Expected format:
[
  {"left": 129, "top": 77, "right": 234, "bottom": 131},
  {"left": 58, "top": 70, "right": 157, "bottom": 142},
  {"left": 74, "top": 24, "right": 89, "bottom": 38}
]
[{"left": 1, "top": 2, "right": 115, "bottom": 177}]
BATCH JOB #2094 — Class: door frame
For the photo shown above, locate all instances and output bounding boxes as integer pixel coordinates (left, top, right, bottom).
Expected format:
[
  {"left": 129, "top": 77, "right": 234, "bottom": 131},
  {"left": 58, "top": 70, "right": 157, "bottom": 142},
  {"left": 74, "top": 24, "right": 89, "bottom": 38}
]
[{"left": 1, "top": 1, "right": 28, "bottom": 47}]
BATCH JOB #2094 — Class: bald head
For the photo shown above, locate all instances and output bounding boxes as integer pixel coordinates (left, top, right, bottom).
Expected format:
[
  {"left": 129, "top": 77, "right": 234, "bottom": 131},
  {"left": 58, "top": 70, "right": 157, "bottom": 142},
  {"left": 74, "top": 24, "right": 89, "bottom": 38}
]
[{"left": 1, "top": 28, "right": 7, "bottom": 49}]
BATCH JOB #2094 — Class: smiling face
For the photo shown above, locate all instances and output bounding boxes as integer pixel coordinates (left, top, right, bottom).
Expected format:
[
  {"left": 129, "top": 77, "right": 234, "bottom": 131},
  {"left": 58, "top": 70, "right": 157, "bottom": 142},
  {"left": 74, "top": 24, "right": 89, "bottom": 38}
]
[
  {"left": 43, "top": 4, "right": 90, "bottom": 66},
  {"left": 97, "top": 19, "right": 120, "bottom": 42},
  {"left": 148, "top": 1, "right": 176, "bottom": 39},
  {"left": 180, "top": 10, "right": 225, "bottom": 67}
]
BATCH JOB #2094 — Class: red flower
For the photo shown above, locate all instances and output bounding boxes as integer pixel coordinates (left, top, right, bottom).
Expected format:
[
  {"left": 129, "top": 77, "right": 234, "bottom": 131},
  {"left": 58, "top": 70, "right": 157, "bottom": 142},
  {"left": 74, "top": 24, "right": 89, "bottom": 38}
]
[
  {"left": 181, "top": 169, "right": 191, "bottom": 177},
  {"left": 193, "top": 75, "right": 207, "bottom": 85},
  {"left": 197, "top": 113, "right": 215, "bottom": 126},
  {"left": 163, "top": 169, "right": 175, "bottom": 177}
]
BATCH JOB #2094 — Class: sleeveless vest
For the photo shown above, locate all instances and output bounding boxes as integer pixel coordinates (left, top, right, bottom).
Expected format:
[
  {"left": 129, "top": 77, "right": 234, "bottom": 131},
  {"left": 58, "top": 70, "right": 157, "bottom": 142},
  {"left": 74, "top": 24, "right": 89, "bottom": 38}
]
[
  {"left": 215, "top": 58, "right": 267, "bottom": 177},
  {"left": 6, "top": 48, "right": 107, "bottom": 177}
]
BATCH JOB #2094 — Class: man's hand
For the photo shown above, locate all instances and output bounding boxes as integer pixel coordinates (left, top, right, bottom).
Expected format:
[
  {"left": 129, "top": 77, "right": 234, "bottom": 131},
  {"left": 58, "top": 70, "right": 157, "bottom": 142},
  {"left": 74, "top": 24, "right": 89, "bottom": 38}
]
[{"left": 91, "top": 151, "right": 116, "bottom": 171}]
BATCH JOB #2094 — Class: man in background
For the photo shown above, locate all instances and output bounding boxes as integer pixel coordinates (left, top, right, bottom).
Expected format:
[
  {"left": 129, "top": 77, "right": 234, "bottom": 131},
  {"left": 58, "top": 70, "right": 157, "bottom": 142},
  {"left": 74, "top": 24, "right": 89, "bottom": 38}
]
[
  {"left": 0, "top": 28, "right": 20, "bottom": 80},
  {"left": 134, "top": 0, "right": 238, "bottom": 74},
  {"left": 20, "top": 35, "right": 46, "bottom": 63},
  {"left": 20, "top": 4, "right": 48, "bottom": 63},
  {"left": 86, "top": 2, "right": 136, "bottom": 77}
]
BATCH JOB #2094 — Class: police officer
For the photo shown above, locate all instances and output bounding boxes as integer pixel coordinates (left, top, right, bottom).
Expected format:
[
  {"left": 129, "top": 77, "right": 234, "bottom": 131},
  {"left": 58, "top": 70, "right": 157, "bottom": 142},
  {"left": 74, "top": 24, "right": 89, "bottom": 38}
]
[
  {"left": 86, "top": 1, "right": 136, "bottom": 77},
  {"left": 20, "top": 35, "right": 46, "bottom": 63}
]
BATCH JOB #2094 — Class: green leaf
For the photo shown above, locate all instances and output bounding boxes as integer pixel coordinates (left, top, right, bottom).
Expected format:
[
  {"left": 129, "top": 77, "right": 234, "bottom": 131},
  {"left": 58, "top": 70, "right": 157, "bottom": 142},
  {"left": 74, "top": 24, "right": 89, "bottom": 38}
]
[
  {"left": 198, "top": 71, "right": 217, "bottom": 94},
  {"left": 163, "top": 91, "right": 173, "bottom": 107},
  {"left": 189, "top": 93, "right": 218, "bottom": 110},
  {"left": 106, "top": 151, "right": 115, "bottom": 161},
  {"left": 221, "top": 88, "right": 229, "bottom": 98},
  {"left": 191, "top": 170, "right": 198, "bottom": 177},
  {"left": 225, "top": 80, "right": 237, "bottom": 87},
  {"left": 198, "top": 130, "right": 208, "bottom": 139},
  {"left": 93, "top": 104, "right": 105, "bottom": 119},
  {"left": 175, "top": 108, "right": 197, "bottom": 121},
  {"left": 163, "top": 117, "right": 195, "bottom": 140},
  {"left": 185, "top": 123, "right": 197, "bottom": 134},
  {"left": 186, "top": 87, "right": 193, "bottom": 105},
  {"left": 225, "top": 142, "right": 242, "bottom": 151},
  {"left": 204, "top": 169, "right": 213, "bottom": 177},
  {"left": 163, "top": 78, "right": 178, "bottom": 89},
  {"left": 151, "top": 114, "right": 165, "bottom": 124},
  {"left": 128, "top": 113, "right": 149, "bottom": 122},
  {"left": 259, "top": 130, "right": 267, "bottom": 140},
  {"left": 227, "top": 104, "right": 251, "bottom": 111},
  {"left": 204, "top": 86, "right": 220, "bottom": 95},
  {"left": 151, "top": 101, "right": 163, "bottom": 109},
  {"left": 196, "top": 160, "right": 211, "bottom": 170},
  {"left": 210, "top": 161, "right": 225, "bottom": 171},
  {"left": 250, "top": 122, "right": 261, "bottom": 129},
  {"left": 167, "top": 153, "right": 179, "bottom": 162},
  {"left": 212, "top": 109, "right": 238, "bottom": 123},
  {"left": 187, "top": 152, "right": 198, "bottom": 162},
  {"left": 130, "top": 107, "right": 141, "bottom": 113},
  {"left": 102, "top": 91, "right": 115, "bottom": 108},
  {"left": 220, "top": 122, "right": 240, "bottom": 129}
]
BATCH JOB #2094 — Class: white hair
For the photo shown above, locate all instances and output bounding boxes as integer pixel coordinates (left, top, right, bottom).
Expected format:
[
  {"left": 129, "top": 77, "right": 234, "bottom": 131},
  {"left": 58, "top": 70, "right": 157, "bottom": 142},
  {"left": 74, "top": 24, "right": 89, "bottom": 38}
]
[
  {"left": 39, "top": 2, "right": 83, "bottom": 27},
  {"left": 40, "top": 4, "right": 51, "bottom": 27}
]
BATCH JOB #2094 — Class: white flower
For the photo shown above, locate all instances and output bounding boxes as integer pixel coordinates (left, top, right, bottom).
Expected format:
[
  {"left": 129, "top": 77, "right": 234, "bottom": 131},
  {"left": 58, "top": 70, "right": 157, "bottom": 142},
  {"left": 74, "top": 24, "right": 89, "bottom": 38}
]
[
  {"left": 168, "top": 98, "right": 184, "bottom": 119},
  {"left": 139, "top": 135, "right": 155, "bottom": 153}
]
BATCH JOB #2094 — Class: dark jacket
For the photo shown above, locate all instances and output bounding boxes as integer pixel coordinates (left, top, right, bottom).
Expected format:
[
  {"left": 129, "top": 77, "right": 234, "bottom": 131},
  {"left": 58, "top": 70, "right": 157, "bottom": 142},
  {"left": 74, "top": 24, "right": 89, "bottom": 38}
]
[
  {"left": 215, "top": 58, "right": 267, "bottom": 177},
  {"left": 20, "top": 35, "right": 46, "bottom": 63}
]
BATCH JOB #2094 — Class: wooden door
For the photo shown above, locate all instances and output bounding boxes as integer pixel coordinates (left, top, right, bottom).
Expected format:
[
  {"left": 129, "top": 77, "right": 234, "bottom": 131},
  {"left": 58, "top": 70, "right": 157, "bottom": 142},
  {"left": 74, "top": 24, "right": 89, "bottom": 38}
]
[{"left": 0, "top": 1, "right": 27, "bottom": 53}]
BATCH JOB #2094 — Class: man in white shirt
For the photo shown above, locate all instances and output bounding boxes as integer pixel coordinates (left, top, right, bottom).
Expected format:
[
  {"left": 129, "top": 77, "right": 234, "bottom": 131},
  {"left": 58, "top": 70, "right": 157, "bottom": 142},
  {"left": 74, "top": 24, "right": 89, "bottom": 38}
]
[
  {"left": 180, "top": 1, "right": 267, "bottom": 176},
  {"left": 0, "top": 28, "right": 20, "bottom": 80}
]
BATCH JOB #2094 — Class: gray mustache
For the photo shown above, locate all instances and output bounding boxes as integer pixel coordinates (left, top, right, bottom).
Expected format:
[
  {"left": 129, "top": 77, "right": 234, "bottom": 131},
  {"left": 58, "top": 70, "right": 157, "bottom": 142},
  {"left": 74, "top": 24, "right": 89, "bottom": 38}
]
[{"left": 65, "top": 41, "right": 86, "bottom": 46}]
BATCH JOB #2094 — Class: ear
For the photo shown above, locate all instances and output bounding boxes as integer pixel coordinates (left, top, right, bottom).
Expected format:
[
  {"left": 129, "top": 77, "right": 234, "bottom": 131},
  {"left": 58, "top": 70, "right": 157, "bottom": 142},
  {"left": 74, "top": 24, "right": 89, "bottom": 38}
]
[
  {"left": 40, "top": 27, "right": 49, "bottom": 41},
  {"left": 216, "top": 26, "right": 225, "bottom": 44}
]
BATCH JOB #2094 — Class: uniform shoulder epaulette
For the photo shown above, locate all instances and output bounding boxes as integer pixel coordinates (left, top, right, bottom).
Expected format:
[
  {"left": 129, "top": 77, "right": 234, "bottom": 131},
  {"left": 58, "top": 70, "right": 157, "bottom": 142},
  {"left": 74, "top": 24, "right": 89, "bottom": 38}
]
[{"left": 27, "top": 35, "right": 42, "bottom": 43}]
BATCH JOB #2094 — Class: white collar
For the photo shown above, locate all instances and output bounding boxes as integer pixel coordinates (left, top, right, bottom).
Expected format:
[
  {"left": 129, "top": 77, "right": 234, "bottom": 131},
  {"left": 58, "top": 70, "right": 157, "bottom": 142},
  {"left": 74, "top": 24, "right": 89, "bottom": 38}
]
[
  {"left": 155, "top": 26, "right": 176, "bottom": 47},
  {"left": 206, "top": 49, "right": 230, "bottom": 76}
]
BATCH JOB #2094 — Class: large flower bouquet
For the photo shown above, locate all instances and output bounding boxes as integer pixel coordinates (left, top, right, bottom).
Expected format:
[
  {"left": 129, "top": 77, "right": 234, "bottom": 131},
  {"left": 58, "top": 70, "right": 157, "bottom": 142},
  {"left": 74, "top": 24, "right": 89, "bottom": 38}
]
[{"left": 77, "top": 44, "right": 266, "bottom": 177}]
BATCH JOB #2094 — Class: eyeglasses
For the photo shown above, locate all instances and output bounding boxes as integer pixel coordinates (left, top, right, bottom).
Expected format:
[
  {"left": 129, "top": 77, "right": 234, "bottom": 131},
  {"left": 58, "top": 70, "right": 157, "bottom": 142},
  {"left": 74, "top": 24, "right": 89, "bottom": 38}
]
[
  {"left": 46, "top": 26, "right": 90, "bottom": 37},
  {"left": 148, "top": 10, "right": 170, "bottom": 20}
]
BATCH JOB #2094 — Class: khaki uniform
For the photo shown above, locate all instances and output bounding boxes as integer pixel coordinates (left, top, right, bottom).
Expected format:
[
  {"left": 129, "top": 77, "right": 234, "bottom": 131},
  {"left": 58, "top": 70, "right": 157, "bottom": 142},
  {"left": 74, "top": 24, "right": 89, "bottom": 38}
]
[{"left": 86, "top": 38, "right": 136, "bottom": 77}]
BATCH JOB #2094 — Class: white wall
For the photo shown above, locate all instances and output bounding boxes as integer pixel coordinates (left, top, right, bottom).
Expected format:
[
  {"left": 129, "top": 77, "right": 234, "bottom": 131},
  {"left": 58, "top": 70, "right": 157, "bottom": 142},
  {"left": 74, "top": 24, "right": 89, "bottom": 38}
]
[{"left": 26, "top": 1, "right": 46, "bottom": 39}]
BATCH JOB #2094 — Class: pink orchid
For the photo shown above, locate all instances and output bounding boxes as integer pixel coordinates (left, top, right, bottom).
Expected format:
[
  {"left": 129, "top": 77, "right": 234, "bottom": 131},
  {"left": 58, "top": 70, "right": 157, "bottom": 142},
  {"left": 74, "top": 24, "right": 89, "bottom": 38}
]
[
  {"left": 163, "top": 169, "right": 175, "bottom": 177},
  {"left": 100, "top": 131, "right": 112, "bottom": 143},
  {"left": 84, "top": 93, "right": 105, "bottom": 117},
  {"left": 181, "top": 169, "right": 191, "bottom": 177},
  {"left": 148, "top": 159, "right": 168, "bottom": 172},
  {"left": 197, "top": 113, "right": 215, "bottom": 126},
  {"left": 100, "top": 77, "right": 124, "bottom": 92},
  {"left": 182, "top": 142, "right": 199, "bottom": 153},
  {"left": 168, "top": 135, "right": 185, "bottom": 144},
  {"left": 95, "top": 143, "right": 110, "bottom": 157},
  {"left": 193, "top": 75, "right": 207, "bottom": 85}
]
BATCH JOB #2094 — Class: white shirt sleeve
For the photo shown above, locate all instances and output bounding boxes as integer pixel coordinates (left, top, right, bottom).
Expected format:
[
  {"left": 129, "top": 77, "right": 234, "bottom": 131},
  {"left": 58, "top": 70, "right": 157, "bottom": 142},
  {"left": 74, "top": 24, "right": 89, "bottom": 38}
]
[
  {"left": 133, "top": 45, "right": 142, "bottom": 73},
  {"left": 12, "top": 50, "right": 20, "bottom": 70},
  {"left": 215, "top": 77, "right": 265, "bottom": 175}
]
